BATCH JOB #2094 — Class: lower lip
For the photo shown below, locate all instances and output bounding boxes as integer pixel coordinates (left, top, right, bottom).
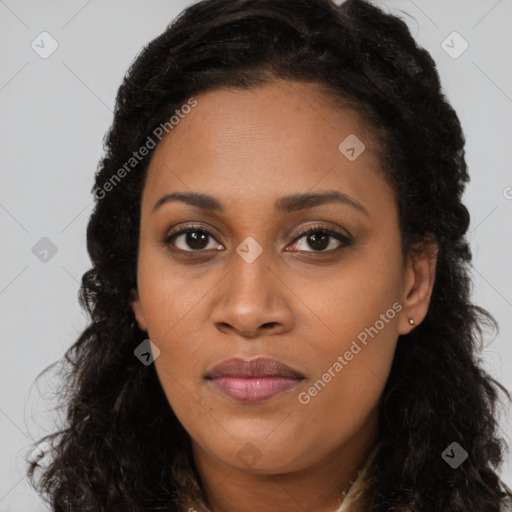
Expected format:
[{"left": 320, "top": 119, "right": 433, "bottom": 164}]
[{"left": 208, "top": 376, "right": 302, "bottom": 402}]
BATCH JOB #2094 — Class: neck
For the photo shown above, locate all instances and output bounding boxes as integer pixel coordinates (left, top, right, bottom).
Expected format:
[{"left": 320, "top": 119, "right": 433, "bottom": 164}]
[{"left": 191, "top": 413, "right": 378, "bottom": 512}]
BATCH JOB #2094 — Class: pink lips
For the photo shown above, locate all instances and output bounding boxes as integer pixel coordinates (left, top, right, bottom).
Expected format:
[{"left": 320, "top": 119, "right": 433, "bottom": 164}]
[{"left": 205, "top": 357, "right": 304, "bottom": 403}]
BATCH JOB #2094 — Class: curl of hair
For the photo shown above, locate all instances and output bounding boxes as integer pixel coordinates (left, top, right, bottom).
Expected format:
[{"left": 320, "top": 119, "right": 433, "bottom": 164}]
[{"left": 27, "top": 0, "right": 511, "bottom": 511}]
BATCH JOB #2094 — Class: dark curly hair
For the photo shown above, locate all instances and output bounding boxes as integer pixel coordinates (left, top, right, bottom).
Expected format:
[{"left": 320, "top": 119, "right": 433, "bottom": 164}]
[{"left": 26, "top": 0, "right": 512, "bottom": 510}]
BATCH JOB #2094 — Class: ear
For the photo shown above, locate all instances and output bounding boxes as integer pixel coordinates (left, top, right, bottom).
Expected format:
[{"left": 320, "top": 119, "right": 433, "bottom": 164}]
[
  {"left": 398, "top": 236, "right": 439, "bottom": 335},
  {"left": 129, "top": 288, "right": 148, "bottom": 332}
]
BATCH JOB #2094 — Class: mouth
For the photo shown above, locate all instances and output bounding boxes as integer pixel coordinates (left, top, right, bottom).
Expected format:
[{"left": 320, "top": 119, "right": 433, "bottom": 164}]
[{"left": 204, "top": 356, "right": 305, "bottom": 403}]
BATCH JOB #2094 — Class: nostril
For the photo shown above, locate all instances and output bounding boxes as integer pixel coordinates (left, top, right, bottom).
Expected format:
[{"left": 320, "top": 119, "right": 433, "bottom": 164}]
[{"left": 262, "top": 322, "right": 278, "bottom": 329}]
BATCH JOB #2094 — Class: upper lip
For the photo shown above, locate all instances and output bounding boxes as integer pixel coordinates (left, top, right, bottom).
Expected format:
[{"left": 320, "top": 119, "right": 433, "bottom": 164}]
[{"left": 205, "top": 357, "right": 305, "bottom": 379}]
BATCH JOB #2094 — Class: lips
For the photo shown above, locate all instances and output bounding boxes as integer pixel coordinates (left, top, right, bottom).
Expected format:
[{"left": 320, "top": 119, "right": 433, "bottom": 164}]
[
  {"left": 205, "top": 357, "right": 304, "bottom": 379},
  {"left": 205, "top": 357, "right": 305, "bottom": 402}
]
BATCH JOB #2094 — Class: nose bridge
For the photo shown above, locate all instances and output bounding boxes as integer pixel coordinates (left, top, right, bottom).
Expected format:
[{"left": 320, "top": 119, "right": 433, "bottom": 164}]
[
  {"left": 211, "top": 241, "right": 291, "bottom": 335},
  {"left": 226, "top": 242, "right": 275, "bottom": 308}
]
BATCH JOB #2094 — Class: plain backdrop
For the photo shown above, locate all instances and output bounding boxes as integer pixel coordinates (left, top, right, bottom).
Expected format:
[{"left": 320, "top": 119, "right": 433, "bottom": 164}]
[{"left": 0, "top": 0, "right": 511, "bottom": 510}]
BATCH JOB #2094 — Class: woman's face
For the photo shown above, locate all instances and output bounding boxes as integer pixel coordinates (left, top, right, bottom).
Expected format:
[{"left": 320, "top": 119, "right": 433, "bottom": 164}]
[{"left": 130, "top": 79, "right": 436, "bottom": 476}]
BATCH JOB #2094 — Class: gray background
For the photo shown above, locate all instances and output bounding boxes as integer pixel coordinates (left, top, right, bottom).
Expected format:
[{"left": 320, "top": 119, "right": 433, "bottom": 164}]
[{"left": 1, "top": 0, "right": 511, "bottom": 509}]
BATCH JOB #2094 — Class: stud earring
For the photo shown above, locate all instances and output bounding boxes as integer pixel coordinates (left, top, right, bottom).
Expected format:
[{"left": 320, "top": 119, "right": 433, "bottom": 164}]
[{"left": 408, "top": 318, "right": 415, "bottom": 326}]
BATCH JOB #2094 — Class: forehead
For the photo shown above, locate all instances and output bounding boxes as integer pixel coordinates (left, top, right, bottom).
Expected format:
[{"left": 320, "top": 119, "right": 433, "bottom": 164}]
[{"left": 142, "top": 79, "right": 393, "bottom": 218}]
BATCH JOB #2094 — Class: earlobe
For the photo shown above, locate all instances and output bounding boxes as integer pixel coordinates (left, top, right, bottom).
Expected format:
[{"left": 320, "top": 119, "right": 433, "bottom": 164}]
[
  {"left": 129, "top": 288, "right": 148, "bottom": 332},
  {"left": 398, "top": 239, "right": 439, "bottom": 335}
]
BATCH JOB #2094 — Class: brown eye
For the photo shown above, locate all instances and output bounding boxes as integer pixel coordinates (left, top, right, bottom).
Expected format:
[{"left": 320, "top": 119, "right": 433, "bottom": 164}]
[
  {"left": 288, "top": 226, "right": 352, "bottom": 253},
  {"left": 163, "top": 225, "right": 222, "bottom": 252},
  {"left": 162, "top": 223, "right": 351, "bottom": 255}
]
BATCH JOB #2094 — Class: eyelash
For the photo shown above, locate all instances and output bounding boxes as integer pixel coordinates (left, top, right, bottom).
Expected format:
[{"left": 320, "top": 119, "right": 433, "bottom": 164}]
[{"left": 161, "top": 223, "right": 352, "bottom": 255}]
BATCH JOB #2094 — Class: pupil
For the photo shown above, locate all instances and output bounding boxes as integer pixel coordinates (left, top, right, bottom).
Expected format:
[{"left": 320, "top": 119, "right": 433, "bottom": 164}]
[
  {"left": 187, "top": 231, "right": 208, "bottom": 250},
  {"left": 309, "top": 232, "right": 328, "bottom": 251}
]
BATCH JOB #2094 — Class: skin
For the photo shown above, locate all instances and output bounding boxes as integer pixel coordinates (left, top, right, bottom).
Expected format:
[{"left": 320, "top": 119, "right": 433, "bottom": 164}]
[{"left": 130, "top": 79, "right": 438, "bottom": 512}]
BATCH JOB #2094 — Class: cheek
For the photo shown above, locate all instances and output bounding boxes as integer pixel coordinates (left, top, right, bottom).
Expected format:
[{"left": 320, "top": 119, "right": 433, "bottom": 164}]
[
  {"left": 150, "top": 320, "right": 210, "bottom": 444},
  {"left": 153, "top": 360, "right": 218, "bottom": 455},
  {"left": 294, "top": 321, "right": 397, "bottom": 457},
  {"left": 293, "top": 253, "right": 401, "bottom": 437},
  {"left": 137, "top": 248, "right": 212, "bottom": 348},
  {"left": 301, "top": 250, "right": 402, "bottom": 347}
]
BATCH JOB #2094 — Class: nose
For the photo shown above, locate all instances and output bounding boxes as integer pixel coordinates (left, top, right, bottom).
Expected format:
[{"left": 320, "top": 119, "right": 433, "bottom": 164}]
[{"left": 210, "top": 252, "right": 294, "bottom": 339}]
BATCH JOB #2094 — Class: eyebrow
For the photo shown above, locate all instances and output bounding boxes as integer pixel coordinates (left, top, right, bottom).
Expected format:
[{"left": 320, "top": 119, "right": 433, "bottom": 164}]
[{"left": 151, "top": 190, "right": 369, "bottom": 216}]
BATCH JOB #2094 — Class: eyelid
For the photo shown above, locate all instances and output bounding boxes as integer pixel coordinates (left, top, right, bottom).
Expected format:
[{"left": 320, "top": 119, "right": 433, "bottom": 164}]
[
  {"left": 164, "top": 221, "right": 222, "bottom": 237},
  {"left": 292, "top": 223, "right": 352, "bottom": 242}
]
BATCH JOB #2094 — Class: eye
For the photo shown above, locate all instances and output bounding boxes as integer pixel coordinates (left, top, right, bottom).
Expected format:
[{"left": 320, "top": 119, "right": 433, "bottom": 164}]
[
  {"left": 287, "top": 224, "right": 352, "bottom": 253},
  {"left": 162, "top": 224, "right": 222, "bottom": 252},
  {"left": 162, "top": 223, "right": 352, "bottom": 254}
]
